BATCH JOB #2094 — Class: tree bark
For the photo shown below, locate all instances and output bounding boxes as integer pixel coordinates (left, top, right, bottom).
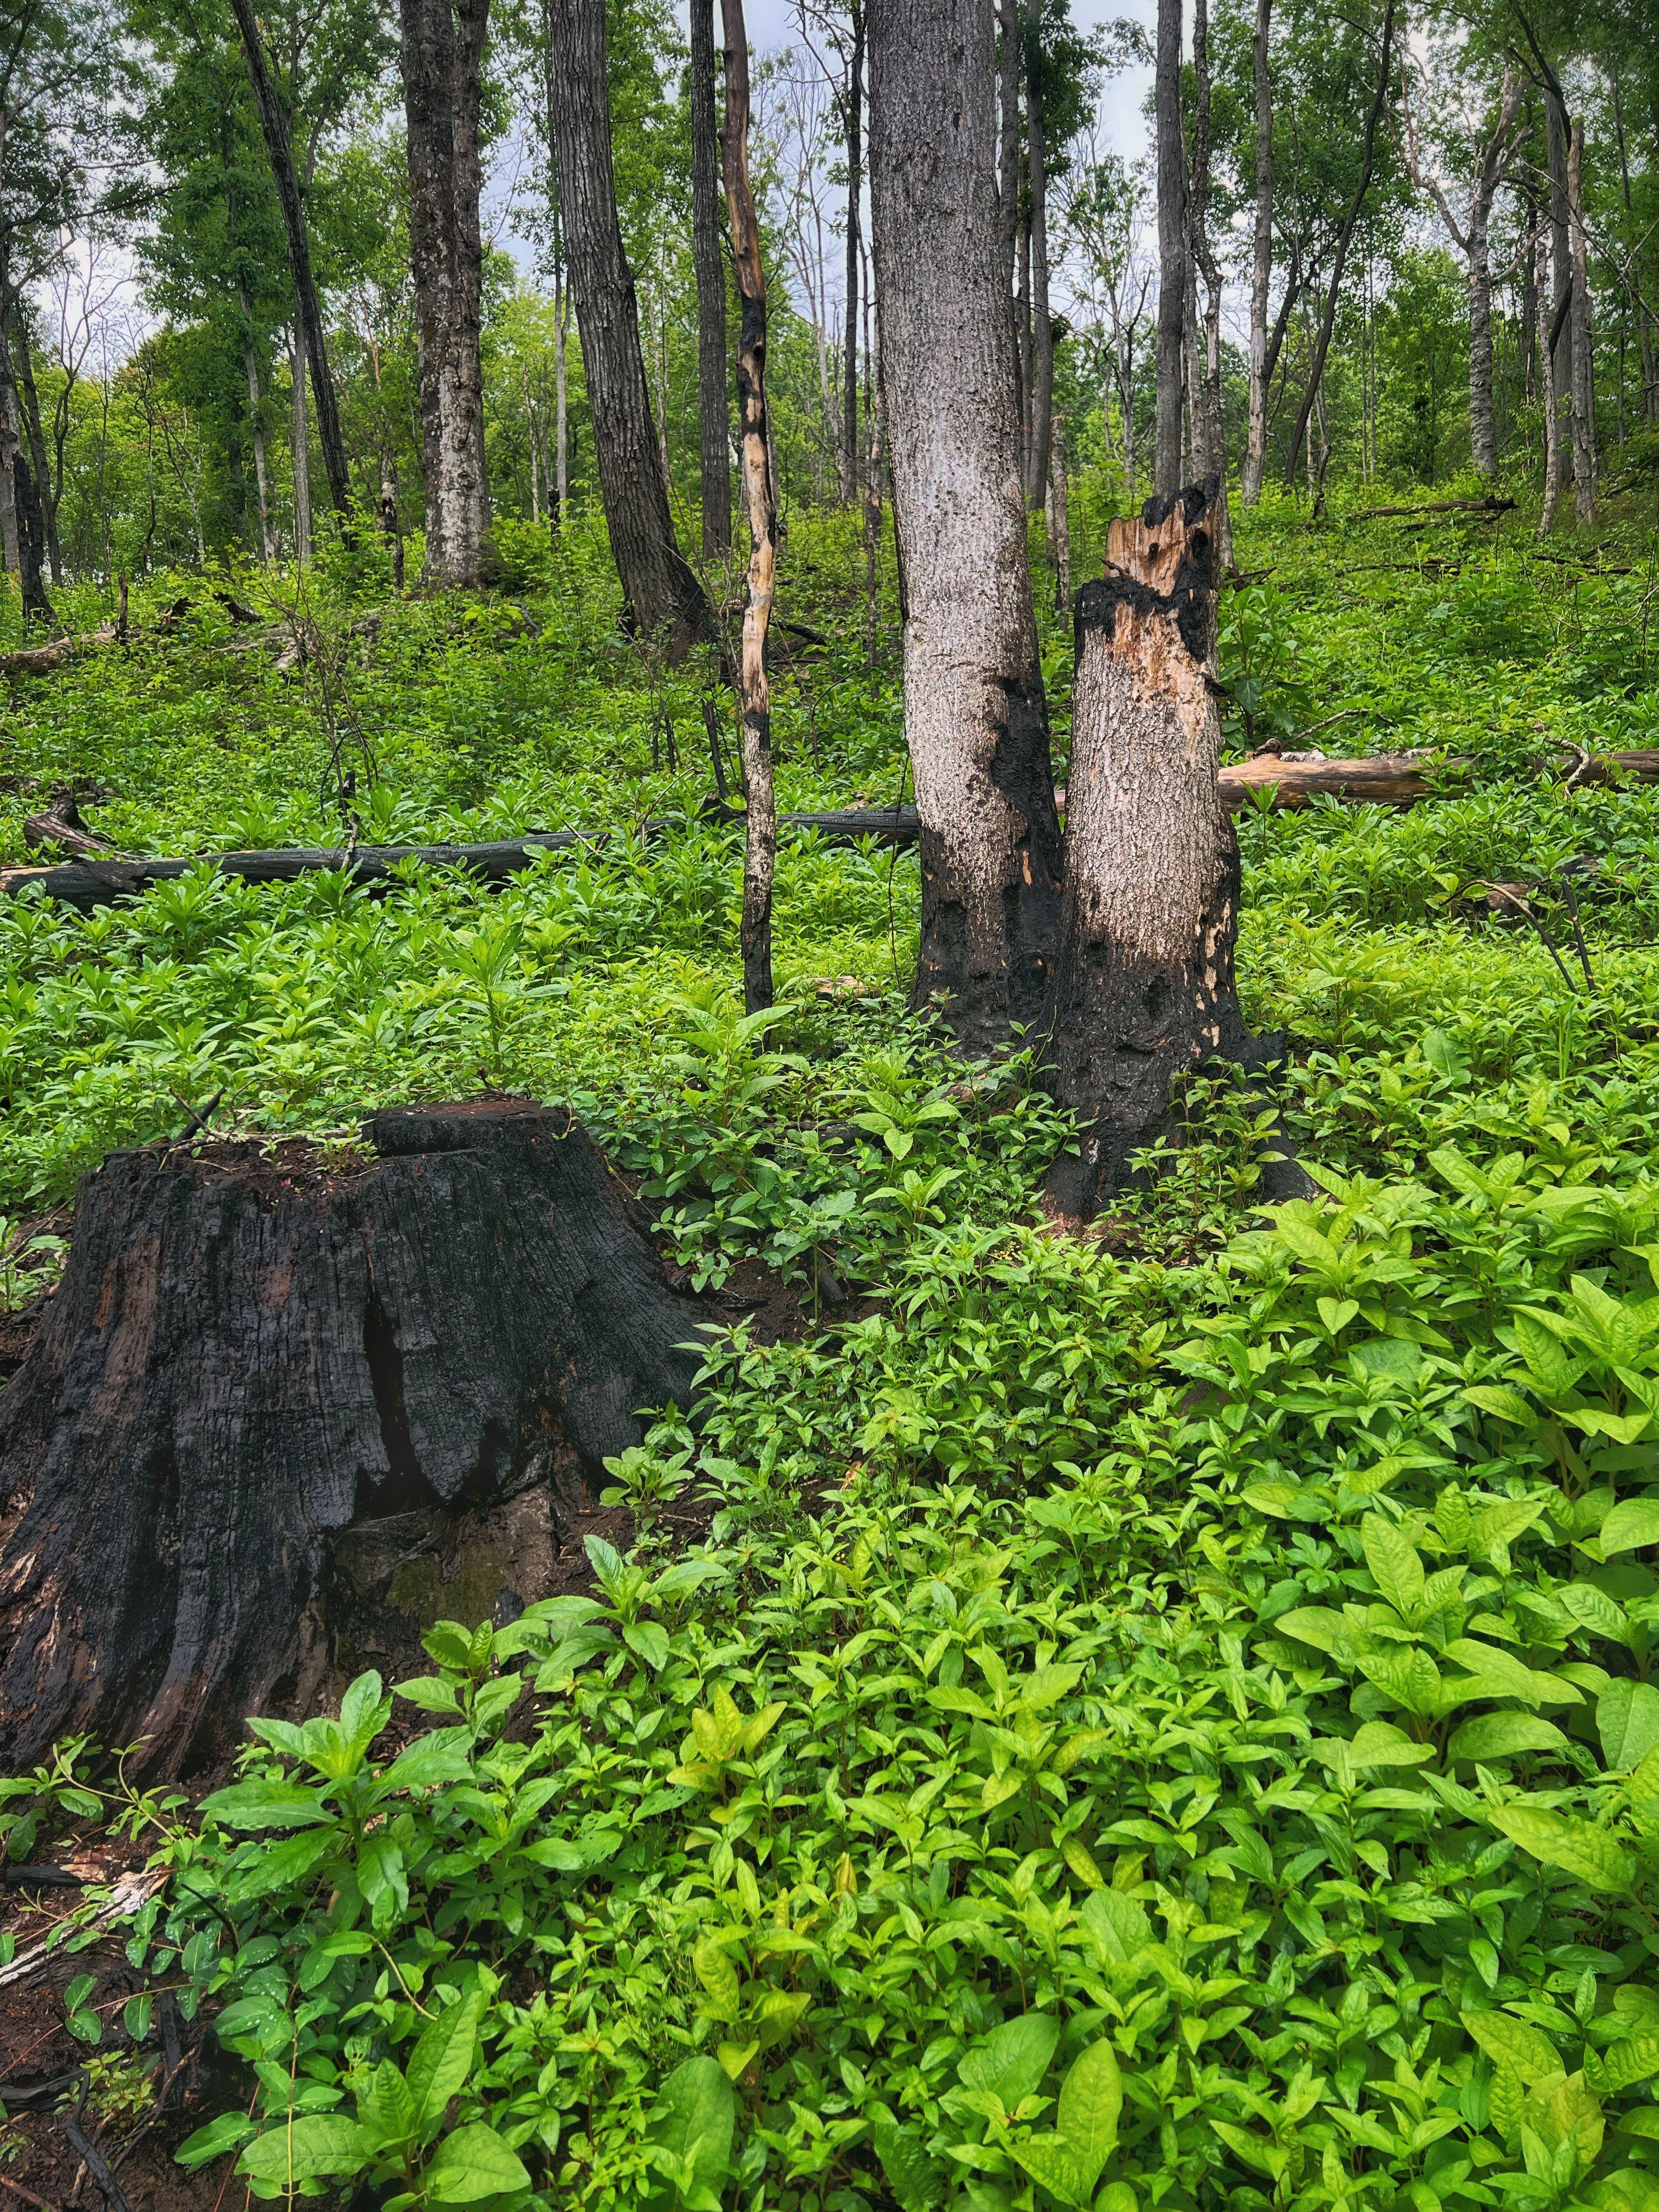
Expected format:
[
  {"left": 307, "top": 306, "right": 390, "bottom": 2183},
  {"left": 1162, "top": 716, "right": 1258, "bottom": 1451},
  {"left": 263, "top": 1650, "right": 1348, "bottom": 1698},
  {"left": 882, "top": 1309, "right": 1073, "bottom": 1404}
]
[
  {"left": 1537, "top": 218, "right": 1561, "bottom": 531},
  {"left": 1046, "top": 411, "right": 1070, "bottom": 614},
  {"left": 869, "top": 0, "right": 1063, "bottom": 1053},
  {"left": 550, "top": 0, "right": 711, "bottom": 653},
  {"left": 13, "top": 328, "right": 60, "bottom": 586},
  {"left": 1242, "top": 0, "right": 1273, "bottom": 505},
  {"left": 1280, "top": 0, "right": 1395, "bottom": 490},
  {"left": 1188, "top": 0, "right": 1231, "bottom": 565},
  {"left": 241, "top": 312, "right": 275, "bottom": 562},
  {"left": 718, "top": 0, "right": 777, "bottom": 1016},
  {"left": 688, "top": 0, "right": 731, "bottom": 557},
  {"left": 399, "top": 0, "right": 493, "bottom": 586},
  {"left": 1566, "top": 119, "right": 1595, "bottom": 525},
  {"left": 1153, "top": 0, "right": 1186, "bottom": 495},
  {"left": 1043, "top": 482, "right": 1253, "bottom": 1215},
  {"left": 225, "top": 0, "right": 354, "bottom": 523},
  {"left": 843, "top": 1, "right": 865, "bottom": 505},
  {"left": 0, "top": 1105, "right": 702, "bottom": 1778},
  {"left": 1023, "top": 2, "right": 1052, "bottom": 510},
  {"left": 290, "top": 322, "right": 312, "bottom": 562},
  {"left": 865, "top": 314, "right": 886, "bottom": 668},
  {"left": 0, "top": 310, "right": 52, "bottom": 629}
]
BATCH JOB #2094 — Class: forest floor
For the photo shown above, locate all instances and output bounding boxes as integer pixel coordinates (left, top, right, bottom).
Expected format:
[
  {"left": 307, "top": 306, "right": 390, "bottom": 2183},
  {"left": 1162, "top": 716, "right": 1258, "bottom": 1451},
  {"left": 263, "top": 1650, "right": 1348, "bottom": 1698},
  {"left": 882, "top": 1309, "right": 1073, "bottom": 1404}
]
[{"left": 4, "top": 486, "right": 1659, "bottom": 2209}]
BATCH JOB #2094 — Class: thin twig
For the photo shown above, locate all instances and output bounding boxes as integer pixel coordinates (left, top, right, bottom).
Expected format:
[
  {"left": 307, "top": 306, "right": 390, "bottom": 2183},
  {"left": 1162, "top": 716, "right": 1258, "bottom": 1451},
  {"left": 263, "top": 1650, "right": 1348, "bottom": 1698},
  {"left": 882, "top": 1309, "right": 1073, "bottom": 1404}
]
[
  {"left": 0, "top": 2175, "right": 64, "bottom": 2212},
  {"left": 1558, "top": 872, "right": 1595, "bottom": 990}
]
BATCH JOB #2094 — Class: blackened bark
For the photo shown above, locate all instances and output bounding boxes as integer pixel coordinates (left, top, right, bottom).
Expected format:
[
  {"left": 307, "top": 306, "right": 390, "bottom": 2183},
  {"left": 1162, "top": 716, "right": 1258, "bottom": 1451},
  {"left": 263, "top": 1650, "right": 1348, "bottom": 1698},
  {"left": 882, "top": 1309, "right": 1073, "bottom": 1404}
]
[
  {"left": 1044, "top": 482, "right": 1252, "bottom": 1216},
  {"left": 0, "top": 1106, "right": 701, "bottom": 1778},
  {"left": 689, "top": 0, "right": 731, "bottom": 556},
  {"left": 1153, "top": 0, "right": 1186, "bottom": 495},
  {"left": 400, "top": 0, "right": 494, "bottom": 585},
  {"left": 1280, "top": 0, "right": 1395, "bottom": 490},
  {"left": 551, "top": 0, "right": 712, "bottom": 653},
  {"left": 869, "top": 0, "right": 1063, "bottom": 1052},
  {"left": 1242, "top": 0, "right": 1272, "bottom": 505},
  {"left": 226, "top": 0, "right": 354, "bottom": 523},
  {"left": 12, "top": 446, "right": 53, "bottom": 630},
  {"left": 13, "top": 329, "right": 60, "bottom": 586},
  {"left": 719, "top": 0, "right": 777, "bottom": 1015}
]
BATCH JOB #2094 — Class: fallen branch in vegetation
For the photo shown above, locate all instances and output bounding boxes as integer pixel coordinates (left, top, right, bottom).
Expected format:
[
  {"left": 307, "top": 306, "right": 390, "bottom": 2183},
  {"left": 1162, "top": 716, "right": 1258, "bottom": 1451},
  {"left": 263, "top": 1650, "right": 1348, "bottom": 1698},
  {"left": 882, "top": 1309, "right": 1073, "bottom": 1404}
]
[
  {"left": 4, "top": 751, "right": 1657, "bottom": 910},
  {"left": 1346, "top": 494, "right": 1517, "bottom": 523},
  {"left": 0, "top": 625, "right": 115, "bottom": 680}
]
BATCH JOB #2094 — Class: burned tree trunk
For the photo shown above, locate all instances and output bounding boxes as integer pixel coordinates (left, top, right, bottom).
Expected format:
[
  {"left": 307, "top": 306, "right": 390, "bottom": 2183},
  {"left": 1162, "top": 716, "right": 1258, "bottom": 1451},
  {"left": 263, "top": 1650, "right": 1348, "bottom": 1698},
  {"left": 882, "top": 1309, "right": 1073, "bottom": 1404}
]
[
  {"left": 0, "top": 1103, "right": 700, "bottom": 1778},
  {"left": 1044, "top": 482, "right": 1260, "bottom": 1217}
]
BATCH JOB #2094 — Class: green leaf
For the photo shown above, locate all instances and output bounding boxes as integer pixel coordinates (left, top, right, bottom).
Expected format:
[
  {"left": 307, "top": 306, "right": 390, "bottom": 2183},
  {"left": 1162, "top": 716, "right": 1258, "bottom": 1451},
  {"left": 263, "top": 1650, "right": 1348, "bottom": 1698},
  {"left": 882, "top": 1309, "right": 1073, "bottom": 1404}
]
[
  {"left": 239, "top": 2115, "right": 370, "bottom": 2186},
  {"left": 406, "top": 1988, "right": 483, "bottom": 2139},
  {"left": 1079, "top": 1888, "right": 1152, "bottom": 1963},
  {"left": 1491, "top": 1804, "right": 1634, "bottom": 1892},
  {"left": 1348, "top": 1720, "right": 1434, "bottom": 1768},
  {"left": 1272, "top": 1607, "right": 1350, "bottom": 1656},
  {"left": 695, "top": 1933, "right": 742, "bottom": 2025},
  {"left": 1463, "top": 1384, "right": 1535, "bottom": 1423},
  {"left": 1600, "top": 1498, "right": 1659, "bottom": 1557},
  {"left": 421, "top": 2121, "right": 532, "bottom": 2203},
  {"left": 1054, "top": 2036, "right": 1122, "bottom": 2182},
  {"left": 1448, "top": 1713, "right": 1567, "bottom": 1762},
  {"left": 198, "top": 1779, "right": 331, "bottom": 1831},
  {"left": 1599, "top": 1679, "right": 1659, "bottom": 1771},
  {"left": 622, "top": 1620, "right": 671, "bottom": 1671},
  {"left": 647, "top": 2057, "right": 735, "bottom": 2207},
  {"left": 176, "top": 2113, "right": 257, "bottom": 2170},
  {"left": 1462, "top": 2010, "right": 1561, "bottom": 2085},
  {"left": 1012, "top": 2137, "right": 1096, "bottom": 2209},
  {"left": 377, "top": 1736, "right": 473, "bottom": 1793},
  {"left": 872, "top": 2110, "right": 942, "bottom": 2212},
  {"left": 958, "top": 2012, "right": 1059, "bottom": 2109},
  {"left": 1362, "top": 1512, "right": 1424, "bottom": 1619}
]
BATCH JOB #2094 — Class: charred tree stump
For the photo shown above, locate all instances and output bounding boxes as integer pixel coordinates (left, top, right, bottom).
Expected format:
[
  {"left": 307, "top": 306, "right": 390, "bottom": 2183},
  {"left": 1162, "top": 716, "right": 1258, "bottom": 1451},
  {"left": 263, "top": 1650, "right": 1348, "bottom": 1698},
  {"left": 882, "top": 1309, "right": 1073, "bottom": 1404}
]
[
  {"left": 1045, "top": 482, "right": 1285, "bottom": 1217},
  {"left": 0, "top": 1103, "right": 701, "bottom": 1777}
]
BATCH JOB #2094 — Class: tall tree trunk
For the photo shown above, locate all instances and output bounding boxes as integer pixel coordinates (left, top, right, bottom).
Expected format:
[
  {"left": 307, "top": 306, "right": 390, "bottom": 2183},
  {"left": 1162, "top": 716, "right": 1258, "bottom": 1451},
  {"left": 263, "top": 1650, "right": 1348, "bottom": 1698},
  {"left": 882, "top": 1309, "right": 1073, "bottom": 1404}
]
[
  {"left": 1242, "top": 0, "right": 1272, "bottom": 505},
  {"left": 400, "top": 0, "right": 493, "bottom": 587},
  {"left": 555, "top": 278, "right": 570, "bottom": 522},
  {"left": 1046, "top": 411, "right": 1069, "bottom": 614},
  {"left": 1465, "top": 71, "right": 1522, "bottom": 479},
  {"left": 1538, "top": 219, "right": 1561, "bottom": 532},
  {"left": 1153, "top": 0, "right": 1187, "bottom": 495},
  {"left": 0, "top": 301, "right": 19, "bottom": 581},
  {"left": 1610, "top": 77, "right": 1657, "bottom": 427},
  {"left": 1044, "top": 483, "right": 1251, "bottom": 1216},
  {"left": 687, "top": 0, "right": 731, "bottom": 556},
  {"left": 1188, "top": 0, "right": 1231, "bottom": 565},
  {"left": 290, "top": 323, "right": 312, "bottom": 563},
  {"left": 550, "top": 0, "right": 711, "bottom": 653},
  {"left": 1023, "top": 3, "right": 1052, "bottom": 511},
  {"left": 13, "top": 330, "right": 60, "bottom": 586},
  {"left": 1520, "top": 200, "right": 1537, "bottom": 406},
  {"left": 1280, "top": 0, "right": 1394, "bottom": 489},
  {"left": 996, "top": 0, "right": 1020, "bottom": 311},
  {"left": 226, "top": 0, "right": 354, "bottom": 523},
  {"left": 1543, "top": 77, "right": 1571, "bottom": 396},
  {"left": 869, "top": 0, "right": 1063, "bottom": 1052},
  {"left": 865, "top": 348, "right": 885, "bottom": 670},
  {"left": 240, "top": 302, "right": 275, "bottom": 562},
  {"left": 1567, "top": 120, "right": 1595, "bottom": 525},
  {"left": 843, "top": 2, "right": 865, "bottom": 504},
  {"left": 1016, "top": 207, "right": 1032, "bottom": 467},
  {"left": 718, "top": 0, "right": 776, "bottom": 1015}
]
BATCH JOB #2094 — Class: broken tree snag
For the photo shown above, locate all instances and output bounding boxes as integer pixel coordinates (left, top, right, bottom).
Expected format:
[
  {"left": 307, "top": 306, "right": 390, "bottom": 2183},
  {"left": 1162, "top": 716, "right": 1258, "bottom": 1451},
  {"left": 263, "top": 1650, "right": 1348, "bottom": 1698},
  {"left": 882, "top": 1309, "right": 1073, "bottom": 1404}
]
[
  {"left": 1044, "top": 481, "right": 1257, "bottom": 1217},
  {"left": 0, "top": 1103, "right": 701, "bottom": 1778}
]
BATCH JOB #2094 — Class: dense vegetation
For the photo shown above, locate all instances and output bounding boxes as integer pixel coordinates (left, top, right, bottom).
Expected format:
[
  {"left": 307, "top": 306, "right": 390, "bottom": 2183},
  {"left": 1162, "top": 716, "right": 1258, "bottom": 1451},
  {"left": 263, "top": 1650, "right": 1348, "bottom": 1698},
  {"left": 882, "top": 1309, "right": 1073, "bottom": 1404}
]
[{"left": 6, "top": 489, "right": 1659, "bottom": 2208}]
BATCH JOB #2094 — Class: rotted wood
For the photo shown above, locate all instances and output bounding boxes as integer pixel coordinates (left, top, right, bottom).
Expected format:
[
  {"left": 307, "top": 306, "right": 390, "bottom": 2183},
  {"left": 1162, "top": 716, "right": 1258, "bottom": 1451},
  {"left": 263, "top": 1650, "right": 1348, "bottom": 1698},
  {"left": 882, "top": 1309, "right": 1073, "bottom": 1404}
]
[{"left": 0, "top": 1103, "right": 701, "bottom": 1777}]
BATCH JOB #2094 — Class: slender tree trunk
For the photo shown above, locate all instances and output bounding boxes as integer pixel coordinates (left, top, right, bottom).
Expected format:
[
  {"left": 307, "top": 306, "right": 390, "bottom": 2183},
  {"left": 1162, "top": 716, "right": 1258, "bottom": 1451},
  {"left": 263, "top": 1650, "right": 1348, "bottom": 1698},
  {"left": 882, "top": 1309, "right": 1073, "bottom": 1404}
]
[
  {"left": 1567, "top": 120, "right": 1595, "bottom": 525},
  {"left": 996, "top": 0, "right": 1020, "bottom": 309},
  {"left": 1520, "top": 201, "right": 1538, "bottom": 406},
  {"left": 1188, "top": 0, "right": 1230, "bottom": 565},
  {"left": 1044, "top": 484, "right": 1250, "bottom": 1216},
  {"left": 1543, "top": 81, "right": 1570, "bottom": 395},
  {"left": 1610, "top": 78, "right": 1657, "bottom": 427},
  {"left": 241, "top": 313, "right": 275, "bottom": 562},
  {"left": 687, "top": 0, "right": 731, "bottom": 556},
  {"left": 1016, "top": 209, "right": 1032, "bottom": 468},
  {"left": 1023, "top": 3, "right": 1052, "bottom": 511},
  {"left": 1242, "top": 0, "right": 1272, "bottom": 505},
  {"left": 1466, "top": 72, "right": 1522, "bottom": 480},
  {"left": 226, "top": 0, "right": 353, "bottom": 522},
  {"left": 12, "top": 331, "right": 60, "bottom": 587},
  {"left": 870, "top": 0, "right": 1063, "bottom": 1052},
  {"left": 718, "top": 0, "right": 776, "bottom": 1014},
  {"left": 843, "top": 2, "right": 865, "bottom": 504},
  {"left": 291, "top": 323, "right": 312, "bottom": 563},
  {"left": 1538, "top": 219, "right": 1561, "bottom": 532},
  {"left": 1153, "top": 0, "right": 1186, "bottom": 495},
  {"left": 1046, "top": 412, "right": 1069, "bottom": 614},
  {"left": 400, "top": 0, "right": 493, "bottom": 586},
  {"left": 550, "top": 0, "right": 711, "bottom": 653},
  {"left": 1281, "top": 0, "right": 1394, "bottom": 489},
  {"left": 865, "top": 349, "right": 885, "bottom": 670}
]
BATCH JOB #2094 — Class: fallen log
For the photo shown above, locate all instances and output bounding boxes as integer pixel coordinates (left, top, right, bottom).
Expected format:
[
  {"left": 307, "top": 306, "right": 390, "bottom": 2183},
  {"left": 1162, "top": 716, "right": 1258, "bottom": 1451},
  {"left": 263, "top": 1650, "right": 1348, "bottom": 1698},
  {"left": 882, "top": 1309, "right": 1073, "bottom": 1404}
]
[
  {"left": 0, "top": 624, "right": 116, "bottom": 680},
  {"left": 1346, "top": 495, "right": 1517, "bottom": 523},
  {"left": 4, "top": 751, "right": 1658, "bottom": 911},
  {"left": 0, "top": 1102, "right": 702, "bottom": 1776}
]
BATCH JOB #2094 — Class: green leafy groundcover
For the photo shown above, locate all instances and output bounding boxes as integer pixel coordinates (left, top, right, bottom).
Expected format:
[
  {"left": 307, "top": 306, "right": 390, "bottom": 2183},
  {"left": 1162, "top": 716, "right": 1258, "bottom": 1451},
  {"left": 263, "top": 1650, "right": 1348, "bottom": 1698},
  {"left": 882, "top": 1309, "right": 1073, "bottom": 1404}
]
[{"left": 30, "top": 1148, "right": 1659, "bottom": 2210}]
